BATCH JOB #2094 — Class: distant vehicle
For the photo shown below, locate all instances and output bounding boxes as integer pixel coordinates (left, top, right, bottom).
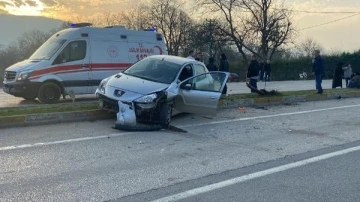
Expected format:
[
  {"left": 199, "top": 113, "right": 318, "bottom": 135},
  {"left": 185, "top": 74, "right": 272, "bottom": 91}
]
[
  {"left": 95, "top": 55, "right": 229, "bottom": 130},
  {"left": 228, "top": 73, "right": 240, "bottom": 82},
  {"left": 2, "top": 23, "right": 167, "bottom": 104}
]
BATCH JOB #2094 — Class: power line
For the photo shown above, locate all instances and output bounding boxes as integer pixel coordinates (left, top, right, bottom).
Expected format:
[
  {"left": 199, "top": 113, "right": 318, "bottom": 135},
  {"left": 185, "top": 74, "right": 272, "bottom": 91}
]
[
  {"left": 299, "top": 13, "right": 360, "bottom": 31},
  {"left": 278, "top": 8, "right": 360, "bottom": 14}
]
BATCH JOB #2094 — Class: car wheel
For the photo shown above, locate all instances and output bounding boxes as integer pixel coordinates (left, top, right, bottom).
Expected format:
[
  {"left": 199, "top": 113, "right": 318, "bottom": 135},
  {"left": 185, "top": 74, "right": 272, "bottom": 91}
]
[
  {"left": 160, "top": 103, "right": 172, "bottom": 128},
  {"left": 38, "top": 82, "right": 61, "bottom": 104}
]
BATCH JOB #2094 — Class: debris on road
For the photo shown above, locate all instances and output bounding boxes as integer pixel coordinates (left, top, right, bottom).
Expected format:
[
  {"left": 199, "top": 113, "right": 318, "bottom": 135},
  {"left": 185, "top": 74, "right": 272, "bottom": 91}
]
[
  {"left": 165, "top": 125, "right": 188, "bottom": 133},
  {"left": 254, "top": 106, "right": 268, "bottom": 110},
  {"left": 246, "top": 82, "right": 279, "bottom": 96}
]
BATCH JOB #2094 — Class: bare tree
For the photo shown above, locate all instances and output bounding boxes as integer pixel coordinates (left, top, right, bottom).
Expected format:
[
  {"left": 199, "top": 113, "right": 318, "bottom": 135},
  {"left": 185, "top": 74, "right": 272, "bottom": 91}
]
[
  {"left": 199, "top": 0, "right": 294, "bottom": 63},
  {"left": 118, "top": 7, "right": 153, "bottom": 30},
  {"left": 199, "top": 0, "right": 250, "bottom": 63},
  {"left": 16, "top": 30, "right": 50, "bottom": 59},
  {"left": 299, "top": 38, "right": 323, "bottom": 58},
  {"left": 0, "top": 23, "right": 71, "bottom": 74},
  {"left": 183, "top": 19, "right": 233, "bottom": 60},
  {"left": 242, "top": 0, "right": 294, "bottom": 60},
  {"left": 148, "top": 0, "right": 194, "bottom": 55}
]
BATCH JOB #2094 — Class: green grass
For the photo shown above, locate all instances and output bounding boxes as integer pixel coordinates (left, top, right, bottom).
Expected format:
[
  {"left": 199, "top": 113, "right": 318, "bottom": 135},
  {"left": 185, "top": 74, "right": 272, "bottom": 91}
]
[{"left": 0, "top": 102, "right": 100, "bottom": 117}]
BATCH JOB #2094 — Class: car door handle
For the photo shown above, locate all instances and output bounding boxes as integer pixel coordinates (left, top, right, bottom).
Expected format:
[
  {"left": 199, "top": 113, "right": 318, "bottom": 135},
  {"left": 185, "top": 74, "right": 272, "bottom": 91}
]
[
  {"left": 81, "top": 64, "right": 88, "bottom": 68},
  {"left": 210, "top": 96, "right": 216, "bottom": 100}
]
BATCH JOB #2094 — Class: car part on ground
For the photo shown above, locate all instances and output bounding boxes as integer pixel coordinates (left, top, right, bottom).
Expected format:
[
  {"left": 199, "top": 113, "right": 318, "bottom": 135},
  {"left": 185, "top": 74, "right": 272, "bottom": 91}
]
[{"left": 246, "top": 82, "right": 279, "bottom": 96}]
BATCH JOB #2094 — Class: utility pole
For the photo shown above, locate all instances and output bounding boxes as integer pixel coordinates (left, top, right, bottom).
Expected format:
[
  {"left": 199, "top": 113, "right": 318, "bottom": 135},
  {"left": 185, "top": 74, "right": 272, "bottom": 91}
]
[{"left": 206, "top": 19, "right": 214, "bottom": 58}]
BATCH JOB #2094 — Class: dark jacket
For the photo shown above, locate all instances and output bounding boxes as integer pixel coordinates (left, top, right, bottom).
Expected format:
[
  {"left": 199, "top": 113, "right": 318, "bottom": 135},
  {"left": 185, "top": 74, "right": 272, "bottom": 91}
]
[
  {"left": 332, "top": 63, "right": 343, "bottom": 88},
  {"left": 312, "top": 56, "right": 325, "bottom": 75},
  {"left": 247, "top": 60, "right": 260, "bottom": 78},
  {"left": 264, "top": 63, "right": 271, "bottom": 72},
  {"left": 219, "top": 59, "right": 229, "bottom": 72},
  {"left": 206, "top": 63, "right": 218, "bottom": 72}
]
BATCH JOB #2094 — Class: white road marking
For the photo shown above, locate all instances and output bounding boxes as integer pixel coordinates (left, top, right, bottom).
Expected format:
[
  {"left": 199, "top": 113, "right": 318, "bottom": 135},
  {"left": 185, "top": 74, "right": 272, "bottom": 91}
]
[
  {"left": 0, "top": 132, "right": 135, "bottom": 151},
  {"left": 151, "top": 144, "right": 360, "bottom": 202},
  {"left": 181, "top": 104, "right": 360, "bottom": 128}
]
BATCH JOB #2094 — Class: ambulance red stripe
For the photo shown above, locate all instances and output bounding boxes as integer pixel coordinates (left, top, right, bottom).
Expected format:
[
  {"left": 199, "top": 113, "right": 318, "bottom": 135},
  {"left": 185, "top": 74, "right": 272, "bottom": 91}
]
[{"left": 29, "top": 63, "right": 132, "bottom": 80}]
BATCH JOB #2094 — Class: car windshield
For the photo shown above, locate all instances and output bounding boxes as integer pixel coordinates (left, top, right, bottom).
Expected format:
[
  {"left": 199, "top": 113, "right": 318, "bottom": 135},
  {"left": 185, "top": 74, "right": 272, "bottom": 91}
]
[
  {"left": 123, "top": 57, "right": 182, "bottom": 84},
  {"left": 29, "top": 38, "right": 67, "bottom": 60}
]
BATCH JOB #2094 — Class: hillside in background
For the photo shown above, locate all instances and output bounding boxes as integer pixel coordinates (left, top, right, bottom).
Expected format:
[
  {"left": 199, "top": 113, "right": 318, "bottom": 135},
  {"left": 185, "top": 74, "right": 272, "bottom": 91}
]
[{"left": 0, "top": 14, "right": 64, "bottom": 48}]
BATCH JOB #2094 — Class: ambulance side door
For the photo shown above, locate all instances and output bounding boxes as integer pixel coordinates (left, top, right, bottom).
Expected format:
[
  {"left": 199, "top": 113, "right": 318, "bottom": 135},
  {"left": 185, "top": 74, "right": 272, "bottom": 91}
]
[{"left": 52, "top": 39, "right": 91, "bottom": 94}]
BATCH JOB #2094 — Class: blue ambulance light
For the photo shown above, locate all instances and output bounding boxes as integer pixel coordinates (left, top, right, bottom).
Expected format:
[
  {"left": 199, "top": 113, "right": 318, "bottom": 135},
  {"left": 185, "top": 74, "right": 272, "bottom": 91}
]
[
  {"left": 69, "top": 23, "right": 92, "bottom": 28},
  {"left": 144, "top": 26, "right": 157, "bottom": 32}
]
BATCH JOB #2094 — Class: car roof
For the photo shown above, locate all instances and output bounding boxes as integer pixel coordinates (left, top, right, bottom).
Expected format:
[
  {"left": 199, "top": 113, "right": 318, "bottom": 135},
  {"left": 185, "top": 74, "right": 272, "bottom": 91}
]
[{"left": 148, "top": 55, "right": 202, "bottom": 65}]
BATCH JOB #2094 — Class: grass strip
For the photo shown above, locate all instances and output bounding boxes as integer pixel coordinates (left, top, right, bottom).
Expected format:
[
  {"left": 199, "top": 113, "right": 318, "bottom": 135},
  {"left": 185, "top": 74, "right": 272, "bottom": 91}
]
[
  {"left": 0, "top": 88, "right": 359, "bottom": 117},
  {"left": 0, "top": 102, "right": 100, "bottom": 117}
]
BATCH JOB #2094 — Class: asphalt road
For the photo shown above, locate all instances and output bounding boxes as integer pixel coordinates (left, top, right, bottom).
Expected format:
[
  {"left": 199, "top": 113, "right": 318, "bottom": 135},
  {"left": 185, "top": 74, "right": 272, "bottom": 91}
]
[
  {"left": 1, "top": 97, "right": 360, "bottom": 202},
  {"left": 0, "top": 79, "right": 345, "bottom": 108}
]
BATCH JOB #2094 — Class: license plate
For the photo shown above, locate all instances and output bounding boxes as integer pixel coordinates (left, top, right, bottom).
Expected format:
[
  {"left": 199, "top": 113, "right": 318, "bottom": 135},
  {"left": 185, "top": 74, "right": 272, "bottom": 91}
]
[{"left": 2, "top": 83, "right": 9, "bottom": 93}]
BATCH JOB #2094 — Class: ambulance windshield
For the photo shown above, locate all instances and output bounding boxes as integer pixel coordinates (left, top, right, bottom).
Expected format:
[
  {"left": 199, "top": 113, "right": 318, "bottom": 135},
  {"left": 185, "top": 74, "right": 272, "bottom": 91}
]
[{"left": 29, "top": 38, "right": 67, "bottom": 60}]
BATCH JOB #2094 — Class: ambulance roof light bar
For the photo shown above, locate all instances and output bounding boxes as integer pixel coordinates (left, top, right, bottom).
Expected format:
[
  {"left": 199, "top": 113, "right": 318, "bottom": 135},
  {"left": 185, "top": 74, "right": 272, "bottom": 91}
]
[
  {"left": 104, "top": 25, "right": 126, "bottom": 29},
  {"left": 70, "top": 23, "right": 93, "bottom": 28},
  {"left": 143, "top": 26, "right": 157, "bottom": 32}
]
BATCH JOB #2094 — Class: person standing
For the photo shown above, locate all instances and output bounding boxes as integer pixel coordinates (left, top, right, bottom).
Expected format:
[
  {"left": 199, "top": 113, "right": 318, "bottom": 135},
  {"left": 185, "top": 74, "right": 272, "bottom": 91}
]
[
  {"left": 259, "top": 60, "right": 265, "bottom": 81},
  {"left": 247, "top": 55, "right": 260, "bottom": 93},
  {"left": 342, "top": 63, "right": 353, "bottom": 87},
  {"left": 206, "top": 57, "right": 218, "bottom": 71},
  {"left": 332, "top": 62, "right": 344, "bottom": 88},
  {"left": 264, "top": 60, "right": 271, "bottom": 82},
  {"left": 219, "top": 53, "right": 230, "bottom": 95},
  {"left": 186, "top": 50, "right": 195, "bottom": 60},
  {"left": 312, "top": 50, "right": 325, "bottom": 94}
]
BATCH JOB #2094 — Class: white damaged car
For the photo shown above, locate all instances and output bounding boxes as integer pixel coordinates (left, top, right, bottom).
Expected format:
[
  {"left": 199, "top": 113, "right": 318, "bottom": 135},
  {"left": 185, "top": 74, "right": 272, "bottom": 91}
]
[{"left": 95, "top": 55, "right": 229, "bottom": 131}]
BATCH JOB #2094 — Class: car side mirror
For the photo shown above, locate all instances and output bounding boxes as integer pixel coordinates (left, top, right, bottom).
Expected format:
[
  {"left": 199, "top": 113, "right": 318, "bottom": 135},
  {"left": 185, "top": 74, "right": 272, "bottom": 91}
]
[{"left": 181, "top": 83, "right": 192, "bottom": 90}]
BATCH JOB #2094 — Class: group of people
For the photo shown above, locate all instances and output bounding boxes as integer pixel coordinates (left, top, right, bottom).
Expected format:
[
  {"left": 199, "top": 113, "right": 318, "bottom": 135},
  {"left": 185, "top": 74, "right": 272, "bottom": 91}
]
[
  {"left": 312, "top": 50, "right": 360, "bottom": 94},
  {"left": 332, "top": 62, "right": 360, "bottom": 89}
]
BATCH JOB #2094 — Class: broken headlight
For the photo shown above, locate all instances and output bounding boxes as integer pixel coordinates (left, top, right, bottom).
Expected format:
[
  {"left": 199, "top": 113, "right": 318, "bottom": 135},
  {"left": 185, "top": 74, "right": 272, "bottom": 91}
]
[{"left": 135, "top": 93, "right": 157, "bottom": 103}]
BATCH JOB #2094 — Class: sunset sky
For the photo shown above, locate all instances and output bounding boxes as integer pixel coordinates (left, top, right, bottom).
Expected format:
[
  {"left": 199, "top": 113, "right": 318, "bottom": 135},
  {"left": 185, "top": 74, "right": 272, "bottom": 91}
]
[{"left": 1, "top": 0, "right": 360, "bottom": 53}]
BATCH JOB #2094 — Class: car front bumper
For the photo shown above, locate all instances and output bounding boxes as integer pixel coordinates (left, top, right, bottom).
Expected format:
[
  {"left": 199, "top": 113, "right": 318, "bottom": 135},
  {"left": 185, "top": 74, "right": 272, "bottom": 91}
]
[
  {"left": 2, "top": 80, "right": 41, "bottom": 98},
  {"left": 97, "top": 92, "right": 166, "bottom": 130}
]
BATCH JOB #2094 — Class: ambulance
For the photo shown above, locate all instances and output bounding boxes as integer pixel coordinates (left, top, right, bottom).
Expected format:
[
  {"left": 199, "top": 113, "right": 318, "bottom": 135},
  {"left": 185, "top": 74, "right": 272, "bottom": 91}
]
[{"left": 2, "top": 23, "right": 167, "bottom": 104}]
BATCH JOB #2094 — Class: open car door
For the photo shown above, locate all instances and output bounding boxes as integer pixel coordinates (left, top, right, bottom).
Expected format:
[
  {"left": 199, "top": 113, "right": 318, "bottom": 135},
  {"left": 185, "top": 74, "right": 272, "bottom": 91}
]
[{"left": 174, "top": 71, "right": 229, "bottom": 116}]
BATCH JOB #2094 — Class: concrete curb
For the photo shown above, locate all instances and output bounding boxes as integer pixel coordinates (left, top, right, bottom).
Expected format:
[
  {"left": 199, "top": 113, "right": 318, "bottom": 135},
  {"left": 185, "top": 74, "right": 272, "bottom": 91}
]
[
  {"left": 0, "top": 109, "right": 115, "bottom": 129},
  {"left": 1, "top": 91, "right": 360, "bottom": 128},
  {"left": 218, "top": 91, "right": 360, "bottom": 109}
]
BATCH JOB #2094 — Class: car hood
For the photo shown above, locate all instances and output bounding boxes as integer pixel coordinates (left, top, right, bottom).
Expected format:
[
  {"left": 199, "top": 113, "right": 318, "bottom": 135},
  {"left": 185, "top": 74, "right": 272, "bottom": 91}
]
[
  {"left": 107, "top": 73, "right": 170, "bottom": 96},
  {"left": 6, "top": 59, "right": 45, "bottom": 72}
]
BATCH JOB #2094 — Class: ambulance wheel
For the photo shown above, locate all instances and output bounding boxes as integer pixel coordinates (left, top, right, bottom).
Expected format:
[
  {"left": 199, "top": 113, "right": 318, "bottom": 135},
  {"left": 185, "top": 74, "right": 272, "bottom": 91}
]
[{"left": 38, "top": 82, "right": 61, "bottom": 104}]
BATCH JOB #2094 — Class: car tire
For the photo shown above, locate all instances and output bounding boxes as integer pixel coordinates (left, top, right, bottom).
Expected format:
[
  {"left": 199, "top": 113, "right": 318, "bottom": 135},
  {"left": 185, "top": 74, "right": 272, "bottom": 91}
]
[
  {"left": 38, "top": 82, "right": 61, "bottom": 104},
  {"left": 159, "top": 103, "right": 172, "bottom": 128}
]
